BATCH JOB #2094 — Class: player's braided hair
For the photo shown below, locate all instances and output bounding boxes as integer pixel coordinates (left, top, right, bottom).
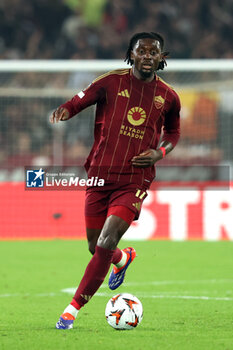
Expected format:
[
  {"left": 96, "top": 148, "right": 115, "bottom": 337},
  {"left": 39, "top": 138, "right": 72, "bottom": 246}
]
[{"left": 125, "top": 32, "right": 169, "bottom": 71}]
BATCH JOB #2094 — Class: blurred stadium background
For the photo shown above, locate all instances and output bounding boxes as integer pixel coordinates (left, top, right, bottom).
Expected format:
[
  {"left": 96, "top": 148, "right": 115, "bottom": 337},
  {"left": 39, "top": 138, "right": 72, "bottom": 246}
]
[{"left": 0, "top": 0, "right": 232, "bottom": 240}]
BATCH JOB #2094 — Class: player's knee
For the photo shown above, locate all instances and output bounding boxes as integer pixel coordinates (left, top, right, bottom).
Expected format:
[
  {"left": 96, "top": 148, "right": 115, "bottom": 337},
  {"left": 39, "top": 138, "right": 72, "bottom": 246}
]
[
  {"left": 97, "top": 230, "right": 121, "bottom": 250},
  {"left": 97, "top": 215, "right": 129, "bottom": 250}
]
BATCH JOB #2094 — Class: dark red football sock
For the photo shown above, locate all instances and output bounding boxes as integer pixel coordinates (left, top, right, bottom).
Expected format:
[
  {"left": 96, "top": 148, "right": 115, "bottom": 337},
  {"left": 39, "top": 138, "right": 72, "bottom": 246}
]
[
  {"left": 111, "top": 247, "right": 122, "bottom": 265},
  {"left": 71, "top": 245, "right": 114, "bottom": 309}
]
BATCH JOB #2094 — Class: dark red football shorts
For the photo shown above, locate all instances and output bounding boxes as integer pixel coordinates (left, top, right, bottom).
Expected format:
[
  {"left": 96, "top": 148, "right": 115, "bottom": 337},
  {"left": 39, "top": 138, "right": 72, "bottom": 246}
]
[{"left": 85, "top": 183, "right": 148, "bottom": 229}]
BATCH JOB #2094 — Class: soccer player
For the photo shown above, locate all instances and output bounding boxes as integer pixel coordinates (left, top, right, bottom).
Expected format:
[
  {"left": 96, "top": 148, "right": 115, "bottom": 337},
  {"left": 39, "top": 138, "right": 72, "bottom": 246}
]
[{"left": 50, "top": 32, "right": 180, "bottom": 329}]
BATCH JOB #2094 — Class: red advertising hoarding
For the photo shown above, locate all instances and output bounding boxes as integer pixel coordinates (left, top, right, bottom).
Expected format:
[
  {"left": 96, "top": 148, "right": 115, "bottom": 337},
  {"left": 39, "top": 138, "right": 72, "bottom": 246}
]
[{"left": 0, "top": 182, "right": 232, "bottom": 240}]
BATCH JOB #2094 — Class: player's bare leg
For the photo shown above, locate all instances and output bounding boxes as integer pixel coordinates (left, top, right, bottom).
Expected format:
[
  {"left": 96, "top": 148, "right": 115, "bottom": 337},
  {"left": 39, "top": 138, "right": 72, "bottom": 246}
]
[
  {"left": 86, "top": 224, "right": 133, "bottom": 272},
  {"left": 98, "top": 215, "right": 137, "bottom": 290},
  {"left": 97, "top": 215, "right": 130, "bottom": 250}
]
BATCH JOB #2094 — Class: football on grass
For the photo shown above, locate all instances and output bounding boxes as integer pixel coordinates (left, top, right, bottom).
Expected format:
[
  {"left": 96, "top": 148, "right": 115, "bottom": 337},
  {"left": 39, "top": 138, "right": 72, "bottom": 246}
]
[{"left": 105, "top": 293, "right": 143, "bottom": 330}]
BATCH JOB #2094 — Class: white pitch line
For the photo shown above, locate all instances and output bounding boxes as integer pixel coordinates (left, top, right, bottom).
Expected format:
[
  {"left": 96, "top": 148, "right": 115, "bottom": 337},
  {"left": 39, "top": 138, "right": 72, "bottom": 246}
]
[
  {"left": 95, "top": 292, "right": 233, "bottom": 301},
  {"left": 100, "top": 279, "right": 233, "bottom": 288},
  {"left": 61, "top": 288, "right": 233, "bottom": 301},
  {"left": 1, "top": 279, "right": 232, "bottom": 301},
  {"left": 0, "top": 292, "right": 63, "bottom": 298},
  {"left": 0, "top": 291, "right": 232, "bottom": 301},
  {"left": 0, "top": 293, "right": 21, "bottom": 297}
]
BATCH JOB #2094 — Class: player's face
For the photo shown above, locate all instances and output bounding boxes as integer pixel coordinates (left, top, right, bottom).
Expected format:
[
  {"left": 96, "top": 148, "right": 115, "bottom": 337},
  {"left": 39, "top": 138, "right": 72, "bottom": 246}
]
[{"left": 131, "top": 38, "right": 162, "bottom": 81}]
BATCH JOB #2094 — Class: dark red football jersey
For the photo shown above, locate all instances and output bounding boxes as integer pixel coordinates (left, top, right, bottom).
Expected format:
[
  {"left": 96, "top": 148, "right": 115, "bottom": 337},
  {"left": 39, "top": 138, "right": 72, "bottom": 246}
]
[{"left": 61, "top": 69, "right": 180, "bottom": 188}]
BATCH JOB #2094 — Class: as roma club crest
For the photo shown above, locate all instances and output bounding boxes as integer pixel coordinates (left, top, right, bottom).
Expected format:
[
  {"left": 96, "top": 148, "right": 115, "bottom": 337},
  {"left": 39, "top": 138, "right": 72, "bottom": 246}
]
[{"left": 154, "top": 95, "right": 165, "bottom": 109}]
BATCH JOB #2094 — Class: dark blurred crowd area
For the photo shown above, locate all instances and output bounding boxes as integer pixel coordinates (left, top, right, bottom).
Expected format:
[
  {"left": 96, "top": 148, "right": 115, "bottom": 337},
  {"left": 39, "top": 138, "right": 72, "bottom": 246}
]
[
  {"left": 0, "top": 95, "right": 94, "bottom": 174},
  {"left": 0, "top": 0, "right": 232, "bottom": 60}
]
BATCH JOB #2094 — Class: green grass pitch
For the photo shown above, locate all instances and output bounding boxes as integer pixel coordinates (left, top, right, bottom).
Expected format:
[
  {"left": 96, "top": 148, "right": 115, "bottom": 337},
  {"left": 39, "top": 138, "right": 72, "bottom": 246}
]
[{"left": 0, "top": 240, "right": 232, "bottom": 350}]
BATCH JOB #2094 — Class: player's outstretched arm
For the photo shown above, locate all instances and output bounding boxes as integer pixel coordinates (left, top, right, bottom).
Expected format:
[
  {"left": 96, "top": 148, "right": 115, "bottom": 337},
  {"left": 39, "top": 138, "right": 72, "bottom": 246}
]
[{"left": 50, "top": 107, "right": 70, "bottom": 124}]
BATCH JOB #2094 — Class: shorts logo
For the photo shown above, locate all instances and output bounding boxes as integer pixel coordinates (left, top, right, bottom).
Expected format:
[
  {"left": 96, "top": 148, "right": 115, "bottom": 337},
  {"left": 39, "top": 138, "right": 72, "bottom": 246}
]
[
  {"left": 127, "top": 107, "right": 146, "bottom": 126},
  {"left": 132, "top": 202, "right": 141, "bottom": 211},
  {"left": 135, "top": 189, "right": 147, "bottom": 199},
  {"left": 26, "top": 168, "right": 45, "bottom": 187},
  {"left": 154, "top": 95, "right": 165, "bottom": 109}
]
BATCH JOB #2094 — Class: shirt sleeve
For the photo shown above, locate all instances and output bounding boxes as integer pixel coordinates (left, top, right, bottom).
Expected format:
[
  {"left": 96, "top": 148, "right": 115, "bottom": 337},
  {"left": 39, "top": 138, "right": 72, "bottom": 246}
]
[
  {"left": 161, "top": 91, "right": 181, "bottom": 147},
  {"left": 60, "top": 79, "right": 106, "bottom": 119}
]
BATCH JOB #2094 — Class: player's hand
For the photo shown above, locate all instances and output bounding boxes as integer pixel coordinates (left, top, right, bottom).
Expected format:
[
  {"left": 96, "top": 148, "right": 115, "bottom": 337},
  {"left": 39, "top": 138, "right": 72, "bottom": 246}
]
[
  {"left": 50, "top": 107, "right": 70, "bottom": 124},
  {"left": 131, "top": 149, "right": 163, "bottom": 168}
]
